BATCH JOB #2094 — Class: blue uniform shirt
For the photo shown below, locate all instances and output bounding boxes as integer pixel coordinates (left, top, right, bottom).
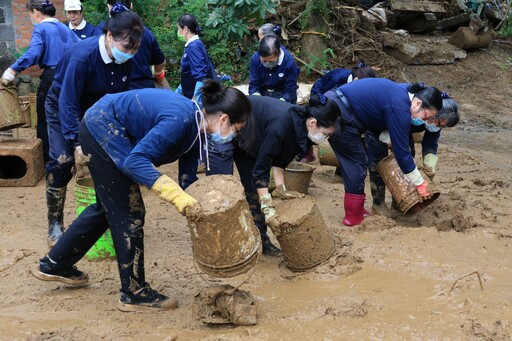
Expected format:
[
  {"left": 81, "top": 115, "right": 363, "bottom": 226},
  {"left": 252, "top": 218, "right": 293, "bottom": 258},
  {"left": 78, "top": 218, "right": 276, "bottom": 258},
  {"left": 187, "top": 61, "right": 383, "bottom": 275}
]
[
  {"left": 45, "top": 35, "right": 132, "bottom": 145},
  {"left": 180, "top": 36, "right": 209, "bottom": 99},
  {"left": 67, "top": 19, "right": 96, "bottom": 40},
  {"left": 337, "top": 78, "right": 416, "bottom": 174},
  {"left": 310, "top": 68, "right": 352, "bottom": 96},
  {"left": 84, "top": 89, "right": 200, "bottom": 188},
  {"left": 10, "top": 18, "right": 79, "bottom": 72},
  {"left": 249, "top": 47, "right": 299, "bottom": 103},
  {"left": 95, "top": 22, "right": 165, "bottom": 89}
]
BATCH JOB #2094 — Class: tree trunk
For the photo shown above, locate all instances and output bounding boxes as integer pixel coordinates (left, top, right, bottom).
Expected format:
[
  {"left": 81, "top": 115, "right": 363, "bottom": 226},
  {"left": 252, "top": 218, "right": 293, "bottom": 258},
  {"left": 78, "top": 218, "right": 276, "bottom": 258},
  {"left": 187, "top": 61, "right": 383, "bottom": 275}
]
[{"left": 300, "top": 0, "right": 329, "bottom": 66}]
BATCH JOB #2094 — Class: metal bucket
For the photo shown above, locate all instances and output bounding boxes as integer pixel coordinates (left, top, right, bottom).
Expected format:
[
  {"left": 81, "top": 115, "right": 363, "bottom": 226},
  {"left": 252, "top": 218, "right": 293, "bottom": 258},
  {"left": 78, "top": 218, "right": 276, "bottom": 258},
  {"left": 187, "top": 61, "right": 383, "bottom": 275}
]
[
  {"left": 317, "top": 142, "right": 339, "bottom": 167},
  {"left": 376, "top": 154, "right": 440, "bottom": 215},
  {"left": 0, "top": 85, "right": 25, "bottom": 131},
  {"left": 274, "top": 196, "right": 336, "bottom": 272},
  {"left": 186, "top": 175, "right": 262, "bottom": 278},
  {"left": 284, "top": 161, "right": 315, "bottom": 194}
]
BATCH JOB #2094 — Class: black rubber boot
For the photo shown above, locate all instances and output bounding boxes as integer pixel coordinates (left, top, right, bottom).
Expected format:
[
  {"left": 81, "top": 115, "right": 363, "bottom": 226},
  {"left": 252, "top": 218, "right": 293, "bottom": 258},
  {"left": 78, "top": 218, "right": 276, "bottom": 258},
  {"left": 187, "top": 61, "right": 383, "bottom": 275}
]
[
  {"left": 46, "top": 185, "right": 67, "bottom": 248},
  {"left": 261, "top": 235, "right": 283, "bottom": 257},
  {"left": 370, "top": 183, "right": 398, "bottom": 219}
]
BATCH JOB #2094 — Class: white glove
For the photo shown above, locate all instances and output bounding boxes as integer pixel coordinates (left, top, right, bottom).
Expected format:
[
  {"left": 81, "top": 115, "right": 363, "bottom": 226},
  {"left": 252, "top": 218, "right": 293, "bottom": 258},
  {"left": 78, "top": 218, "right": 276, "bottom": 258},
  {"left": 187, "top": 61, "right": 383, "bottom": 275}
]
[
  {"left": 379, "top": 130, "right": 391, "bottom": 144},
  {"left": 1, "top": 68, "right": 16, "bottom": 86},
  {"left": 74, "top": 146, "right": 91, "bottom": 166},
  {"left": 423, "top": 153, "right": 438, "bottom": 179}
]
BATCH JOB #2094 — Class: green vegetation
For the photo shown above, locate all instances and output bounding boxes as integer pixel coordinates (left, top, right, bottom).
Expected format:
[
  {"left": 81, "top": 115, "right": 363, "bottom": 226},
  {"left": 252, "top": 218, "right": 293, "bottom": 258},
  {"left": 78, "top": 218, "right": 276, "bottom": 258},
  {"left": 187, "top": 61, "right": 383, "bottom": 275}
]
[{"left": 499, "top": 12, "right": 512, "bottom": 36}]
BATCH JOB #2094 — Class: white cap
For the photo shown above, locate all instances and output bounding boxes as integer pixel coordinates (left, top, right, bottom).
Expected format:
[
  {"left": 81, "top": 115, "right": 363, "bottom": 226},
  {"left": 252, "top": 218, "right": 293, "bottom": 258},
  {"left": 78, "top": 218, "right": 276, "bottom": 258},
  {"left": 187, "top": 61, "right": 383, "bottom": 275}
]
[{"left": 65, "top": 0, "right": 82, "bottom": 11}]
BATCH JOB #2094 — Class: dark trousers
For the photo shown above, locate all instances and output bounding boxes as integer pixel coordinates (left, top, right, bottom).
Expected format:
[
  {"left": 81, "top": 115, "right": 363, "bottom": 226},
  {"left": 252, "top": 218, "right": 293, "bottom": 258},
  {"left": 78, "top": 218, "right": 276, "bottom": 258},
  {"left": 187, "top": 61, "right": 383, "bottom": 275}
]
[
  {"left": 48, "top": 121, "right": 146, "bottom": 294},
  {"left": 37, "top": 68, "right": 56, "bottom": 162},
  {"left": 204, "top": 142, "right": 269, "bottom": 242}
]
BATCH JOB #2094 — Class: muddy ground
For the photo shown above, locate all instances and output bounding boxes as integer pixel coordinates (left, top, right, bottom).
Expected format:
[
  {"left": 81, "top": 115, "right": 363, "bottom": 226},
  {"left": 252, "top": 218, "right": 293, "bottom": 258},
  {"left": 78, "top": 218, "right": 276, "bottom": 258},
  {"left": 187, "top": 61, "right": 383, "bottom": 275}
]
[{"left": 1, "top": 40, "right": 511, "bottom": 340}]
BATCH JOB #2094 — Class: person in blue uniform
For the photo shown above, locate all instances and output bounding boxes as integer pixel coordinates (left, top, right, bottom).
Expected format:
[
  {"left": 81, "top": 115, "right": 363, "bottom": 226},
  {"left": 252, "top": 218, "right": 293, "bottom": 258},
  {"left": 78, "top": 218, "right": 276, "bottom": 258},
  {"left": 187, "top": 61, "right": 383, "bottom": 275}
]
[
  {"left": 43, "top": 5, "right": 143, "bottom": 247},
  {"left": 94, "top": 0, "right": 167, "bottom": 89},
  {"left": 373, "top": 96, "right": 460, "bottom": 216},
  {"left": 205, "top": 94, "right": 340, "bottom": 256},
  {"left": 32, "top": 80, "right": 251, "bottom": 312},
  {"left": 64, "top": 0, "right": 95, "bottom": 39},
  {"left": 325, "top": 78, "right": 443, "bottom": 226},
  {"left": 175, "top": 14, "right": 215, "bottom": 103},
  {"left": 310, "top": 62, "right": 376, "bottom": 96},
  {"left": 1, "top": 0, "right": 79, "bottom": 162},
  {"left": 249, "top": 35, "right": 300, "bottom": 104}
]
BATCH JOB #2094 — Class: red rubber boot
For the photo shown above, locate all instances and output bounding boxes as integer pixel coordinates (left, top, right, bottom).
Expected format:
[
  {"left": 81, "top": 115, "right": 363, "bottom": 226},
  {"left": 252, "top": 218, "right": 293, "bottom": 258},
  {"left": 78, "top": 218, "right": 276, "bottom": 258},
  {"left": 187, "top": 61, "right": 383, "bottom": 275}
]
[{"left": 342, "top": 193, "right": 367, "bottom": 227}]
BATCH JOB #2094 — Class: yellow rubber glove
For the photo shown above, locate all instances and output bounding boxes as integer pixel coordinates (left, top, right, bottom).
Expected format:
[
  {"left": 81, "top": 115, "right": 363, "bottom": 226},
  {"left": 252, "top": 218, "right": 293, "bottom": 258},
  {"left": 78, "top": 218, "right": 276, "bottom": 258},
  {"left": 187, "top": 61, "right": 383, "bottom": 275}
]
[
  {"left": 152, "top": 174, "right": 201, "bottom": 217},
  {"left": 422, "top": 153, "right": 438, "bottom": 179},
  {"left": 272, "top": 184, "right": 304, "bottom": 200}
]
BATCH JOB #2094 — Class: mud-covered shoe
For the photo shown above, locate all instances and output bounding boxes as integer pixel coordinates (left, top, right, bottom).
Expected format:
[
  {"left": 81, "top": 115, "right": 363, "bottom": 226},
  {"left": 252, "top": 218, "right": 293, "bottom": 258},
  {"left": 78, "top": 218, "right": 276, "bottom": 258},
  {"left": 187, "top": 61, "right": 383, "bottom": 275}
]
[
  {"left": 31, "top": 256, "right": 88, "bottom": 286},
  {"left": 117, "top": 283, "right": 178, "bottom": 312},
  {"left": 262, "top": 239, "right": 283, "bottom": 257}
]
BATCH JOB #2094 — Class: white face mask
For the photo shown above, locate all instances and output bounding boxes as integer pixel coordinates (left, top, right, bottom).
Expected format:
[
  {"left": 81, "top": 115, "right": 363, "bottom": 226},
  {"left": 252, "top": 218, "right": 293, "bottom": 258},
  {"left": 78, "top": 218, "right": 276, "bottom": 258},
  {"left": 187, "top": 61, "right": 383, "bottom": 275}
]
[{"left": 308, "top": 131, "right": 328, "bottom": 144}]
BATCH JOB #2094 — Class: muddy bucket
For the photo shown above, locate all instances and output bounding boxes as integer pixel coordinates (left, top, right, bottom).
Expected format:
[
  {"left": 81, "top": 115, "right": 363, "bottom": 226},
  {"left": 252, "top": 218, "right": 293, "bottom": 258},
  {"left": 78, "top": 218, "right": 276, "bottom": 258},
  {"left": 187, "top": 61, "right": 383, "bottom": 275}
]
[
  {"left": 317, "top": 142, "right": 339, "bottom": 167},
  {"left": 29, "top": 93, "right": 37, "bottom": 128},
  {"left": 186, "top": 175, "right": 262, "bottom": 278},
  {"left": 273, "top": 196, "right": 336, "bottom": 272},
  {"left": 376, "top": 154, "right": 440, "bottom": 215},
  {"left": 0, "top": 85, "right": 25, "bottom": 131},
  {"left": 284, "top": 161, "right": 315, "bottom": 195},
  {"left": 74, "top": 178, "right": 116, "bottom": 261},
  {"left": 18, "top": 95, "right": 31, "bottom": 128}
]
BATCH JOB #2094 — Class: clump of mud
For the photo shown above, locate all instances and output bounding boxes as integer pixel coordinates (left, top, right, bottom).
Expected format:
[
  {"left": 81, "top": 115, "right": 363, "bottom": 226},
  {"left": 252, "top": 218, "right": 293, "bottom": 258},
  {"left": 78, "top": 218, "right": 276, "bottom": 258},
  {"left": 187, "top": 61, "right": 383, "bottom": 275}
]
[
  {"left": 194, "top": 284, "right": 257, "bottom": 326},
  {"left": 417, "top": 191, "right": 473, "bottom": 232},
  {"left": 186, "top": 175, "right": 245, "bottom": 214},
  {"left": 461, "top": 319, "right": 511, "bottom": 341},
  {"left": 324, "top": 299, "right": 370, "bottom": 319}
]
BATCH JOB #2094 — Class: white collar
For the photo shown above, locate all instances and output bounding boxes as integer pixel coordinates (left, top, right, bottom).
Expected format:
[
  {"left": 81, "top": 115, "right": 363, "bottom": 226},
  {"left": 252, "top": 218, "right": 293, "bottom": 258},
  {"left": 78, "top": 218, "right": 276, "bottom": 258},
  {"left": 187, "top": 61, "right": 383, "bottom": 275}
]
[
  {"left": 408, "top": 92, "right": 414, "bottom": 101},
  {"left": 99, "top": 35, "right": 114, "bottom": 64},
  {"left": 277, "top": 48, "right": 284, "bottom": 65},
  {"left": 347, "top": 74, "right": 354, "bottom": 83},
  {"left": 42, "top": 18, "right": 59, "bottom": 23},
  {"left": 69, "top": 19, "right": 87, "bottom": 30},
  {"left": 185, "top": 34, "right": 200, "bottom": 47}
]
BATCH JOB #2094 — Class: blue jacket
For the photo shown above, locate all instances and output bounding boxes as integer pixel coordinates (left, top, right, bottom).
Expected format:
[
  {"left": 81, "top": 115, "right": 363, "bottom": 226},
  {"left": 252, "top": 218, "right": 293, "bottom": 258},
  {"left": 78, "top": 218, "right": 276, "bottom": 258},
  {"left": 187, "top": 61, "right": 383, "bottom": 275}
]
[
  {"left": 310, "top": 68, "right": 352, "bottom": 96},
  {"left": 249, "top": 47, "right": 299, "bottom": 103},
  {"left": 180, "top": 37, "right": 210, "bottom": 99},
  {"left": 10, "top": 19, "right": 79, "bottom": 72},
  {"left": 84, "top": 89, "right": 200, "bottom": 188},
  {"left": 334, "top": 78, "right": 416, "bottom": 174},
  {"left": 67, "top": 20, "right": 96, "bottom": 40},
  {"left": 45, "top": 35, "right": 132, "bottom": 145},
  {"left": 237, "top": 95, "right": 307, "bottom": 189},
  {"left": 95, "top": 22, "right": 165, "bottom": 89}
]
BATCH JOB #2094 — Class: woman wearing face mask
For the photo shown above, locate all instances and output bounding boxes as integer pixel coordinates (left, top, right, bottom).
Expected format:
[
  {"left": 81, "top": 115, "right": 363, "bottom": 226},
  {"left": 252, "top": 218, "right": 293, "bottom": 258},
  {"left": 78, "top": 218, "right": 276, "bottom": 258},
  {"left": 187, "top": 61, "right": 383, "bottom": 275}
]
[
  {"left": 175, "top": 14, "right": 215, "bottom": 103},
  {"left": 32, "top": 80, "right": 251, "bottom": 312},
  {"left": 205, "top": 94, "right": 340, "bottom": 256},
  {"left": 0, "top": 0, "right": 79, "bottom": 162},
  {"left": 249, "top": 35, "right": 300, "bottom": 104},
  {"left": 43, "top": 4, "right": 143, "bottom": 247},
  {"left": 324, "top": 78, "right": 443, "bottom": 226}
]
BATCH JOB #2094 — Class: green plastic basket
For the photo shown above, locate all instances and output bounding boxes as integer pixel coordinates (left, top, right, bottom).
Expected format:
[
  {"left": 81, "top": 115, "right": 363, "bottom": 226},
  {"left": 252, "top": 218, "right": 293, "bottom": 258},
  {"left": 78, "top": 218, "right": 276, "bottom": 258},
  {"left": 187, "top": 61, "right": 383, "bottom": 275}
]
[{"left": 75, "top": 178, "right": 116, "bottom": 261}]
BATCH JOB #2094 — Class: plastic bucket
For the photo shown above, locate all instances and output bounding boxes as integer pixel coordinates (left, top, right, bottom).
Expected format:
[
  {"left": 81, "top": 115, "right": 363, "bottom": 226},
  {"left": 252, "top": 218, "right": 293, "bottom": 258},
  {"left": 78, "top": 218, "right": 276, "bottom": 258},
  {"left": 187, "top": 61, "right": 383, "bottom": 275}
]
[
  {"left": 317, "top": 142, "right": 340, "bottom": 167},
  {"left": 186, "top": 175, "right": 262, "bottom": 278},
  {"left": 284, "top": 161, "right": 315, "bottom": 195},
  {"left": 376, "top": 154, "right": 440, "bottom": 215},
  {"left": 74, "top": 178, "right": 116, "bottom": 261},
  {"left": 0, "top": 85, "right": 25, "bottom": 131},
  {"left": 18, "top": 95, "right": 31, "bottom": 128},
  {"left": 274, "top": 196, "right": 336, "bottom": 271}
]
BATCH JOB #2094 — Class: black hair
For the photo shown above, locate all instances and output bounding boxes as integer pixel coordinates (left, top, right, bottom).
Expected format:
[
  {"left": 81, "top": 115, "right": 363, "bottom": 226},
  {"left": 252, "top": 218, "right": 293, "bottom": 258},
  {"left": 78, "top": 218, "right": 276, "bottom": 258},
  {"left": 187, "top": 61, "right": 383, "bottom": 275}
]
[
  {"left": 103, "top": 9, "right": 143, "bottom": 50},
  {"left": 306, "top": 94, "right": 341, "bottom": 129},
  {"left": 407, "top": 83, "right": 443, "bottom": 111},
  {"left": 352, "top": 65, "right": 376, "bottom": 79},
  {"left": 437, "top": 98, "right": 460, "bottom": 127},
  {"left": 259, "top": 23, "right": 281, "bottom": 38},
  {"left": 26, "top": 0, "right": 56, "bottom": 16},
  {"left": 178, "top": 14, "right": 201, "bottom": 35},
  {"left": 201, "top": 79, "right": 251, "bottom": 125},
  {"left": 258, "top": 35, "right": 280, "bottom": 58}
]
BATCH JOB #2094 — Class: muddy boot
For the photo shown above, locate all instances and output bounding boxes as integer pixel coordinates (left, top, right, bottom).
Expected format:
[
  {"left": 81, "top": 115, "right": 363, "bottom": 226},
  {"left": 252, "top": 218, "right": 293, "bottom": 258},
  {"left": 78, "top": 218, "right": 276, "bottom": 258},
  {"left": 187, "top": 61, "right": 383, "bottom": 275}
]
[
  {"left": 262, "top": 237, "right": 282, "bottom": 257},
  {"left": 371, "top": 185, "right": 398, "bottom": 219},
  {"left": 46, "top": 185, "right": 67, "bottom": 248}
]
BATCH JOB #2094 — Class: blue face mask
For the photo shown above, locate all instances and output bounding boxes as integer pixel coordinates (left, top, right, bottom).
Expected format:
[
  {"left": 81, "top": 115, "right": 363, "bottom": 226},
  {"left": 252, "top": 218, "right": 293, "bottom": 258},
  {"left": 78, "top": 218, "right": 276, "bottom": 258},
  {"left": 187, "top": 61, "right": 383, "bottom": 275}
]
[
  {"left": 411, "top": 117, "right": 425, "bottom": 126},
  {"left": 425, "top": 122, "right": 441, "bottom": 132},
  {"left": 31, "top": 17, "right": 38, "bottom": 26},
  {"left": 110, "top": 41, "right": 135, "bottom": 64},
  {"left": 210, "top": 121, "right": 236, "bottom": 144}
]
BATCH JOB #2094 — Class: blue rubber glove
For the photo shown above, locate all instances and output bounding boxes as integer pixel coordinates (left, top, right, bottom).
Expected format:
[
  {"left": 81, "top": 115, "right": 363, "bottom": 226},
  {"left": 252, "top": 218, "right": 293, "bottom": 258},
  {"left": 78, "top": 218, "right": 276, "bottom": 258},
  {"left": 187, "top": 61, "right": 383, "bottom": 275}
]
[
  {"left": 175, "top": 84, "right": 183, "bottom": 95},
  {"left": 193, "top": 81, "right": 204, "bottom": 103}
]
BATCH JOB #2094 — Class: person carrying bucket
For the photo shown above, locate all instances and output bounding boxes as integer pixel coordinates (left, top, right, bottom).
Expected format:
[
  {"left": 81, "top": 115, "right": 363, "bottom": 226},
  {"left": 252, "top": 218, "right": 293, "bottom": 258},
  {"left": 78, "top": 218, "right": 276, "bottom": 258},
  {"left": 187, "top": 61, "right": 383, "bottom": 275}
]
[
  {"left": 43, "top": 5, "right": 143, "bottom": 247},
  {"left": 324, "top": 78, "right": 443, "bottom": 226},
  {"left": 375, "top": 93, "right": 460, "bottom": 216},
  {"left": 203, "top": 94, "right": 341, "bottom": 256},
  {"left": 32, "top": 80, "right": 251, "bottom": 312}
]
